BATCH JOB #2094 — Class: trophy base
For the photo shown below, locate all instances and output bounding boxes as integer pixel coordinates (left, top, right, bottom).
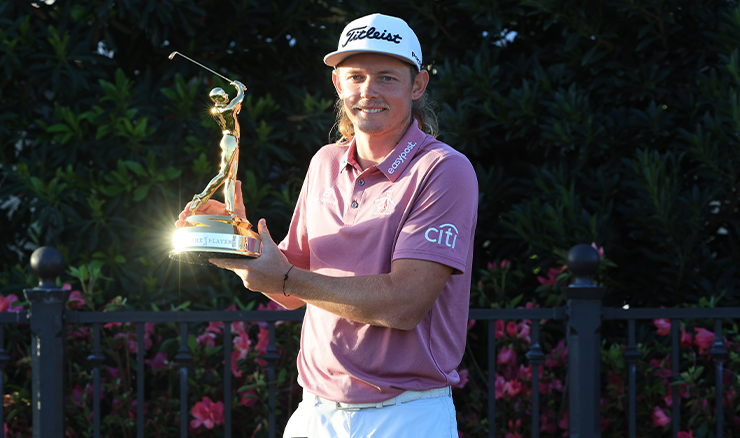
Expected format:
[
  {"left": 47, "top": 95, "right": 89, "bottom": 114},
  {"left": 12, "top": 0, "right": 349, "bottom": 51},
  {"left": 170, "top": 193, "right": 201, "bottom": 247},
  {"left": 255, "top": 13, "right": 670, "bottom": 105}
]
[
  {"left": 171, "top": 214, "right": 262, "bottom": 266},
  {"left": 169, "top": 250, "right": 257, "bottom": 265}
]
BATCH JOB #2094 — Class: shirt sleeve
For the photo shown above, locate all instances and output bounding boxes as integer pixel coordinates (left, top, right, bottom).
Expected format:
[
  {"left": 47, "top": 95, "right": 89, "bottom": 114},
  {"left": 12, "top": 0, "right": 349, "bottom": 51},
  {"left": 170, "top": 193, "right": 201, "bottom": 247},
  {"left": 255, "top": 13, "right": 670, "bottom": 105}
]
[
  {"left": 278, "top": 166, "right": 312, "bottom": 270},
  {"left": 392, "top": 151, "right": 478, "bottom": 274}
]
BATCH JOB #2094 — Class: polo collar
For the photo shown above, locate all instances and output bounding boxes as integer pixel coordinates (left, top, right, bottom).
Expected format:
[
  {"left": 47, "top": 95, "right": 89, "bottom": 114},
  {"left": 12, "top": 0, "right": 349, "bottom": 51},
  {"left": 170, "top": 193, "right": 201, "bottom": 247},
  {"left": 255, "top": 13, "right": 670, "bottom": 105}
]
[
  {"left": 338, "top": 121, "right": 426, "bottom": 181},
  {"left": 377, "top": 120, "right": 426, "bottom": 182}
]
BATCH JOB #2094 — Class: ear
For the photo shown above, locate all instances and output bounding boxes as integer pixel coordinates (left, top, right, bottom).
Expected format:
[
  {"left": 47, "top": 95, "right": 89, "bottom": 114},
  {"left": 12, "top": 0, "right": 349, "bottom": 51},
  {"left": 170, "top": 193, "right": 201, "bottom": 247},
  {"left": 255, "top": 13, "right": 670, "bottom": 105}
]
[
  {"left": 332, "top": 69, "right": 344, "bottom": 99},
  {"left": 411, "top": 70, "right": 430, "bottom": 101}
]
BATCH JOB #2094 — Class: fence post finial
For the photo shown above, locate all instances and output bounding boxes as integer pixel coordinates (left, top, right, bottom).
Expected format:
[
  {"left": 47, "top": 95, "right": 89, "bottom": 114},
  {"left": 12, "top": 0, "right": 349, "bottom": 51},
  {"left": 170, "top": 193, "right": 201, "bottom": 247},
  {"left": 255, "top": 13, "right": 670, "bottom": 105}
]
[
  {"left": 562, "top": 243, "right": 606, "bottom": 438},
  {"left": 24, "top": 246, "right": 69, "bottom": 438}
]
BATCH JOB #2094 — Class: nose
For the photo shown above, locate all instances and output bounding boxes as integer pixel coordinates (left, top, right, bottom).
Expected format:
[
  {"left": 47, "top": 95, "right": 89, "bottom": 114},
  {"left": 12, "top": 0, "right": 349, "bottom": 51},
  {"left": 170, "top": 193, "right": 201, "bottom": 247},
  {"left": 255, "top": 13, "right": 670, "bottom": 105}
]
[{"left": 359, "top": 77, "right": 379, "bottom": 99}]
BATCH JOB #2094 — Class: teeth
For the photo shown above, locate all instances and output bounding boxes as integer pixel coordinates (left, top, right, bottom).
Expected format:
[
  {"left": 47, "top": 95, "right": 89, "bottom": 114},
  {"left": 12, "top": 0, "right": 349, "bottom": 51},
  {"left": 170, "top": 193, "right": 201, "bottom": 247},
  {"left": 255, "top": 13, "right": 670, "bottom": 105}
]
[{"left": 360, "top": 109, "right": 384, "bottom": 113}]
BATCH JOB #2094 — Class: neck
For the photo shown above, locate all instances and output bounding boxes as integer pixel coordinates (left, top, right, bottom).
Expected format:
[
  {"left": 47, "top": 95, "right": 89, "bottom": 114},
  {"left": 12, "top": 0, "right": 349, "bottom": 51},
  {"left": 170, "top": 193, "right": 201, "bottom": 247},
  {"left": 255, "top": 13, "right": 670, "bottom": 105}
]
[{"left": 353, "top": 120, "right": 413, "bottom": 170}]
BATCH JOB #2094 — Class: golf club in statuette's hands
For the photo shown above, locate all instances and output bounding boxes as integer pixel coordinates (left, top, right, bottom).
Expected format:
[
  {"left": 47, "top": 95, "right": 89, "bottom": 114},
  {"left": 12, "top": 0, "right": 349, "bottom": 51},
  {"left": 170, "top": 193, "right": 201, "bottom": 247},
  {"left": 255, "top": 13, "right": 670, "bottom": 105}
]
[{"left": 168, "top": 51, "right": 261, "bottom": 265}]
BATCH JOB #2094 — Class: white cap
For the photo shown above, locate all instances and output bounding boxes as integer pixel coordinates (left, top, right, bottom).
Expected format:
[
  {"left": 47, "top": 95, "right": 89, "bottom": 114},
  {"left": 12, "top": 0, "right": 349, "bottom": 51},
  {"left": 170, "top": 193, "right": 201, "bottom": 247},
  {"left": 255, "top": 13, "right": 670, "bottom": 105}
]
[{"left": 324, "top": 13, "right": 422, "bottom": 71}]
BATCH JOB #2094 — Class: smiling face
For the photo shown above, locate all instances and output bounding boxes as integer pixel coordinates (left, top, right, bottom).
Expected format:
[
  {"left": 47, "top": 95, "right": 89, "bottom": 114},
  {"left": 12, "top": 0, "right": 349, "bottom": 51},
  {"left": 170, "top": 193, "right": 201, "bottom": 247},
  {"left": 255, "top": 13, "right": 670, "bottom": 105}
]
[{"left": 332, "top": 53, "right": 428, "bottom": 150}]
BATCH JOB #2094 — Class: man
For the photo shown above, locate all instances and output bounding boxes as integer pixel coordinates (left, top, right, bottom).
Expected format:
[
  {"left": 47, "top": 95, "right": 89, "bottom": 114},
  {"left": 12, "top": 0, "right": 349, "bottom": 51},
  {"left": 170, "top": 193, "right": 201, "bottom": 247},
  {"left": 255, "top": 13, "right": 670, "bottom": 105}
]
[{"left": 178, "top": 13, "right": 478, "bottom": 438}]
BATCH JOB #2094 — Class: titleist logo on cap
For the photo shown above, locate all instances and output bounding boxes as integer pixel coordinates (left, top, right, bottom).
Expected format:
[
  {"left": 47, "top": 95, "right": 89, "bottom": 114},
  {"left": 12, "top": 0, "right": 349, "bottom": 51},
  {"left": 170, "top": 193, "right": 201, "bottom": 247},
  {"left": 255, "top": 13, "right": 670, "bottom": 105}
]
[{"left": 341, "top": 26, "right": 403, "bottom": 48}]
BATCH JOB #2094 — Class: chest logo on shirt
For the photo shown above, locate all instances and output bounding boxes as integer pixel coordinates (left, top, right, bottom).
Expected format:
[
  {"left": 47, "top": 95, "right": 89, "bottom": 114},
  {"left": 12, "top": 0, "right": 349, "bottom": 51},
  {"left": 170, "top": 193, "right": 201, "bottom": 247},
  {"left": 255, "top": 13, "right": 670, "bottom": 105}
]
[
  {"left": 425, "top": 223, "right": 458, "bottom": 249},
  {"left": 373, "top": 190, "right": 396, "bottom": 216},
  {"left": 314, "top": 187, "right": 337, "bottom": 206}
]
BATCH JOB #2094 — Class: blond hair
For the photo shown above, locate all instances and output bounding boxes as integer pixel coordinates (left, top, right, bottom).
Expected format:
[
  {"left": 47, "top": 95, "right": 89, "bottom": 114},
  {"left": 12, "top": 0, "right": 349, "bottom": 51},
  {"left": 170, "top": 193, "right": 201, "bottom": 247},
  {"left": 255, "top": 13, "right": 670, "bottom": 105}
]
[{"left": 333, "top": 67, "right": 439, "bottom": 142}]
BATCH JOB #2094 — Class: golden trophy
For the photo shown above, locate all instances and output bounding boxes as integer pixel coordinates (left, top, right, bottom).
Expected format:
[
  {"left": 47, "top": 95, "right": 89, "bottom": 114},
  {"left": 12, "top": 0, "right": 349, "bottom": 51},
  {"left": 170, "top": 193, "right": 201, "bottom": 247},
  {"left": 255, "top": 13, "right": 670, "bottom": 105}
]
[{"left": 168, "top": 52, "right": 261, "bottom": 264}]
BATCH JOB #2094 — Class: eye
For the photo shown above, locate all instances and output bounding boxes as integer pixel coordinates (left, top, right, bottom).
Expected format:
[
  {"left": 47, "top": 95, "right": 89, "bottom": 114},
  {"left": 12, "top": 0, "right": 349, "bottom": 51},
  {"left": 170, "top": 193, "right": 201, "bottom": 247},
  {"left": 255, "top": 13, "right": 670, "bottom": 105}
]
[{"left": 380, "top": 76, "right": 395, "bottom": 82}]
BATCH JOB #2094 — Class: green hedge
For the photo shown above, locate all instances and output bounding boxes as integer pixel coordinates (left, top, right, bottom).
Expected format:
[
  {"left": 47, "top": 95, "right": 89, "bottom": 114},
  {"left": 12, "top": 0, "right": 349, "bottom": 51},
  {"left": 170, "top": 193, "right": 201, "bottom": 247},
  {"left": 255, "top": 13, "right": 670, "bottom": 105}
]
[{"left": 2, "top": 0, "right": 739, "bottom": 307}]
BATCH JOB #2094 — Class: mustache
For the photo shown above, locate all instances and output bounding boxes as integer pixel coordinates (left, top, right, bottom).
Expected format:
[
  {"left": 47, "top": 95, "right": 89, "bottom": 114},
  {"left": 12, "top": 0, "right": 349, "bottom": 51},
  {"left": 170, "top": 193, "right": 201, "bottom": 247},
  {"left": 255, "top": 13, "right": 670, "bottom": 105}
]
[{"left": 352, "top": 101, "right": 389, "bottom": 110}]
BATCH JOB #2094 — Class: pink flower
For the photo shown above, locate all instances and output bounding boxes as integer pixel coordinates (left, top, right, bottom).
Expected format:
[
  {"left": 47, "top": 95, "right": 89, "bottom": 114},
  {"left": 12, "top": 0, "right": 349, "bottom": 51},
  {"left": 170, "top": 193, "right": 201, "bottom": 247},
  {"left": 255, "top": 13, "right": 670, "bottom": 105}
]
[
  {"left": 190, "top": 397, "right": 224, "bottom": 429},
  {"left": 540, "top": 412, "right": 557, "bottom": 433},
  {"left": 231, "top": 350, "right": 244, "bottom": 378},
  {"left": 0, "top": 294, "right": 23, "bottom": 312},
  {"left": 559, "top": 411, "right": 568, "bottom": 430},
  {"left": 146, "top": 352, "right": 169, "bottom": 370},
  {"left": 652, "top": 406, "right": 671, "bottom": 427},
  {"left": 653, "top": 318, "right": 671, "bottom": 336},
  {"left": 677, "top": 431, "right": 694, "bottom": 438},
  {"left": 497, "top": 346, "right": 517, "bottom": 365},
  {"left": 545, "top": 340, "right": 568, "bottom": 368},
  {"left": 506, "top": 321, "right": 517, "bottom": 338},
  {"left": 467, "top": 319, "right": 476, "bottom": 330},
  {"left": 495, "top": 320, "right": 505, "bottom": 339},
  {"left": 500, "top": 259, "right": 511, "bottom": 269},
  {"left": 206, "top": 321, "right": 224, "bottom": 334},
  {"left": 516, "top": 321, "right": 531, "bottom": 344},
  {"left": 239, "top": 389, "right": 258, "bottom": 407},
  {"left": 197, "top": 332, "right": 217, "bottom": 349},
  {"left": 67, "top": 325, "right": 90, "bottom": 340},
  {"left": 494, "top": 374, "right": 506, "bottom": 399},
  {"left": 233, "top": 330, "right": 251, "bottom": 356},
  {"left": 694, "top": 328, "right": 714, "bottom": 353},
  {"left": 453, "top": 369, "right": 469, "bottom": 389},
  {"left": 680, "top": 329, "right": 693, "bottom": 348},
  {"left": 505, "top": 433, "right": 522, "bottom": 438},
  {"left": 67, "top": 291, "right": 87, "bottom": 309},
  {"left": 255, "top": 326, "right": 269, "bottom": 355},
  {"left": 537, "top": 266, "right": 566, "bottom": 287},
  {"left": 504, "top": 379, "right": 522, "bottom": 396},
  {"left": 591, "top": 242, "right": 605, "bottom": 259}
]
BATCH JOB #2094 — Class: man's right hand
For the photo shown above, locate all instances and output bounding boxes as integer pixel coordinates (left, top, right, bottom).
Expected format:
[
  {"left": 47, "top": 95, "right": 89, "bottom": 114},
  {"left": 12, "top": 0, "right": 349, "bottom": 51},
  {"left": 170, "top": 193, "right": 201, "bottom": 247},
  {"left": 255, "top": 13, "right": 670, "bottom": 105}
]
[{"left": 175, "top": 180, "right": 247, "bottom": 228}]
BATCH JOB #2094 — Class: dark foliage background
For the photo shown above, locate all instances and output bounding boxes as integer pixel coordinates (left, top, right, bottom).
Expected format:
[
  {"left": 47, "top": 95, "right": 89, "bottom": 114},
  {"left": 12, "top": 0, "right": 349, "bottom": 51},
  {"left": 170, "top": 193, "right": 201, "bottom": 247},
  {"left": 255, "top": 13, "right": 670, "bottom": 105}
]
[
  {"left": 2, "top": 0, "right": 740, "bottom": 437},
  {"left": 2, "top": 0, "right": 739, "bottom": 313}
]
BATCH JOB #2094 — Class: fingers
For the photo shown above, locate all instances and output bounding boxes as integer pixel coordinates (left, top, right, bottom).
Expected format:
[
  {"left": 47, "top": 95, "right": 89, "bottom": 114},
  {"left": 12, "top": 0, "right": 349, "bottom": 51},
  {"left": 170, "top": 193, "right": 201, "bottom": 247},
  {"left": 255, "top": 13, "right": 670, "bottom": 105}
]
[
  {"left": 235, "top": 180, "right": 247, "bottom": 218},
  {"left": 257, "top": 218, "right": 271, "bottom": 242},
  {"left": 209, "top": 258, "right": 247, "bottom": 271}
]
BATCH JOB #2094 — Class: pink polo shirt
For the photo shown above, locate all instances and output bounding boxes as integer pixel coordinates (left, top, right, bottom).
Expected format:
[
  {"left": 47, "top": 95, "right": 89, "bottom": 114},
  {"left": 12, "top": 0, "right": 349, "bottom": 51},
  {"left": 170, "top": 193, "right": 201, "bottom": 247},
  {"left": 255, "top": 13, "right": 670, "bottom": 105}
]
[{"left": 278, "top": 121, "right": 478, "bottom": 403}]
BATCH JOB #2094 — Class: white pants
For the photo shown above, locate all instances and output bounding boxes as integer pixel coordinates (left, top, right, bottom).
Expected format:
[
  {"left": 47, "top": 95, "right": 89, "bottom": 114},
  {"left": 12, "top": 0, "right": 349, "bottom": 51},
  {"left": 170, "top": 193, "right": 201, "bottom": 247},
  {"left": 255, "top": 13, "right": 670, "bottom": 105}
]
[{"left": 283, "top": 389, "right": 458, "bottom": 438}]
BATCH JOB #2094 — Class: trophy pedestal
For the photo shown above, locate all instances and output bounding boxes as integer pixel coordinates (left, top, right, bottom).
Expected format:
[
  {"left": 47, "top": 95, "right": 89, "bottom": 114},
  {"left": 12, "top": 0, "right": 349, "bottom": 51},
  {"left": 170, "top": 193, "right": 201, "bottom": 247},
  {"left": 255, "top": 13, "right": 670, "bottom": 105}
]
[{"left": 170, "top": 214, "right": 261, "bottom": 265}]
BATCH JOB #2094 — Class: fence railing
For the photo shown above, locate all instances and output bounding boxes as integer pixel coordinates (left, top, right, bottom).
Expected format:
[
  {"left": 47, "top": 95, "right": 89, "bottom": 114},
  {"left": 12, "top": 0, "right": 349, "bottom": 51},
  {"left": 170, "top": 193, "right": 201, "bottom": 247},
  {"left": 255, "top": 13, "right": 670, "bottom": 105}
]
[{"left": 5, "top": 244, "right": 740, "bottom": 438}]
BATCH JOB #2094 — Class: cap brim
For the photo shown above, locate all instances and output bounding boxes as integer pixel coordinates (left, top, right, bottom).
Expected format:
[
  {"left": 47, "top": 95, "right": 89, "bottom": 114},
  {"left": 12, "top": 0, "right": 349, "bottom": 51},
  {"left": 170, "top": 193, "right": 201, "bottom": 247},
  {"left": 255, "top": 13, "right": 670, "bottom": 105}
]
[{"left": 324, "top": 49, "right": 420, "bottom": 71}]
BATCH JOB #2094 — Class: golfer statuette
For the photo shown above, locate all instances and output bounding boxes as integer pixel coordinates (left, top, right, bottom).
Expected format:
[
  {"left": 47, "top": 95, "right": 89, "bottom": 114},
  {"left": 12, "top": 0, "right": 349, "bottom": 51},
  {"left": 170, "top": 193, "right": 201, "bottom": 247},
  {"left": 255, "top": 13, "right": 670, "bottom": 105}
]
[{"left": 169, "top": 52, "right": 261, "bottom": 264}]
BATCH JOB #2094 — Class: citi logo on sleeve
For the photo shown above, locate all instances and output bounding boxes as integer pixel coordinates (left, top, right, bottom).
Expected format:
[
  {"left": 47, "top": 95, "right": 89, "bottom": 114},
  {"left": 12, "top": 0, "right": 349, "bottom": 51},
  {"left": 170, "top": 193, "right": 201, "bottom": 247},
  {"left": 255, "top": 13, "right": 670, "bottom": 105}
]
[{"left": 425, "top": 223, "right": 458, "bottom": 249}]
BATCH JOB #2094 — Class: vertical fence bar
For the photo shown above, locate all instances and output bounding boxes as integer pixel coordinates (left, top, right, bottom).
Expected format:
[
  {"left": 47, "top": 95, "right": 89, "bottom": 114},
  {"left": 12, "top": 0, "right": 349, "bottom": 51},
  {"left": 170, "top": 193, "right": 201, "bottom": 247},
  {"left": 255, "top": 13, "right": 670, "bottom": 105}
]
[
  {"left": 526, "top": 320, "right": 543, "bottom": 438},
  {"left": 224, "top": 322, "right": 232, "bottom": 438},
  {"left": 265, "top": 322, "right": 280, "bottom": 438},
  {"left": 711, "top": 319, "right": 727, "bottom": 438},
  {"left": 624, "top": 319, "right": 638, "bottom": 438},
  {"left": 24, "top": 246, "right": 69, "bottom": 438},
  {"left": 0, "top": 325, "right": 8, "bottom": 426},
  {"left": 562, "top": 244, "right": 604, "bottom": 438},
  {"left": 488, "top": 320, "right": 496, "bottom": 438},
  {"left": 137, "top": 323, "right": 145, "bottom": 438},
  {"left": 671, "top": 320, "right": 679, "bottom": 438},
  {"left": 88, "top": 322, "right": 104, "bottom": 438},
  {"left": 174, "top": 322, "right": 192, "bottom": 438}
]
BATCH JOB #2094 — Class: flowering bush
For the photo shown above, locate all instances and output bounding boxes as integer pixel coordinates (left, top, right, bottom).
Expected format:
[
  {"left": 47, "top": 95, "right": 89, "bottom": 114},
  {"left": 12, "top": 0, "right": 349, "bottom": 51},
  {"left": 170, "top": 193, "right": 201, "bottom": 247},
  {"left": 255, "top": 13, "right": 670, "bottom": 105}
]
[
  {"left": 1, "top": 285, "right": 302, "bottom": 438},
  {"left": 455, "top": 253, "right": 740, "bottom": 438}
]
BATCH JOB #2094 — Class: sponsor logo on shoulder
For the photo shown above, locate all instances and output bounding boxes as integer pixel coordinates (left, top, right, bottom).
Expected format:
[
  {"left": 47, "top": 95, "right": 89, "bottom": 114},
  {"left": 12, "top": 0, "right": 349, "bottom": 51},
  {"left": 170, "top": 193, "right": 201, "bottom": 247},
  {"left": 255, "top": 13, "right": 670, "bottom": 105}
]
[
  {"left": 425, "top": 223, "right": 458, "bottom": 249},
  {"left": 387, "top": 142, "right": 416, "bottom": 175}
]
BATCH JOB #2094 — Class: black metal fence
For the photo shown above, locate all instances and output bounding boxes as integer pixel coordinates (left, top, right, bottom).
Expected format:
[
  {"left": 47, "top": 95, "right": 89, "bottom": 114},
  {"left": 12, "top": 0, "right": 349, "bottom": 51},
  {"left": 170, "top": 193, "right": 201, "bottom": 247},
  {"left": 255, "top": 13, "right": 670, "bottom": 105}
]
[{"left": 4, "top": 245, "right": 740, "bottom": 438}]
